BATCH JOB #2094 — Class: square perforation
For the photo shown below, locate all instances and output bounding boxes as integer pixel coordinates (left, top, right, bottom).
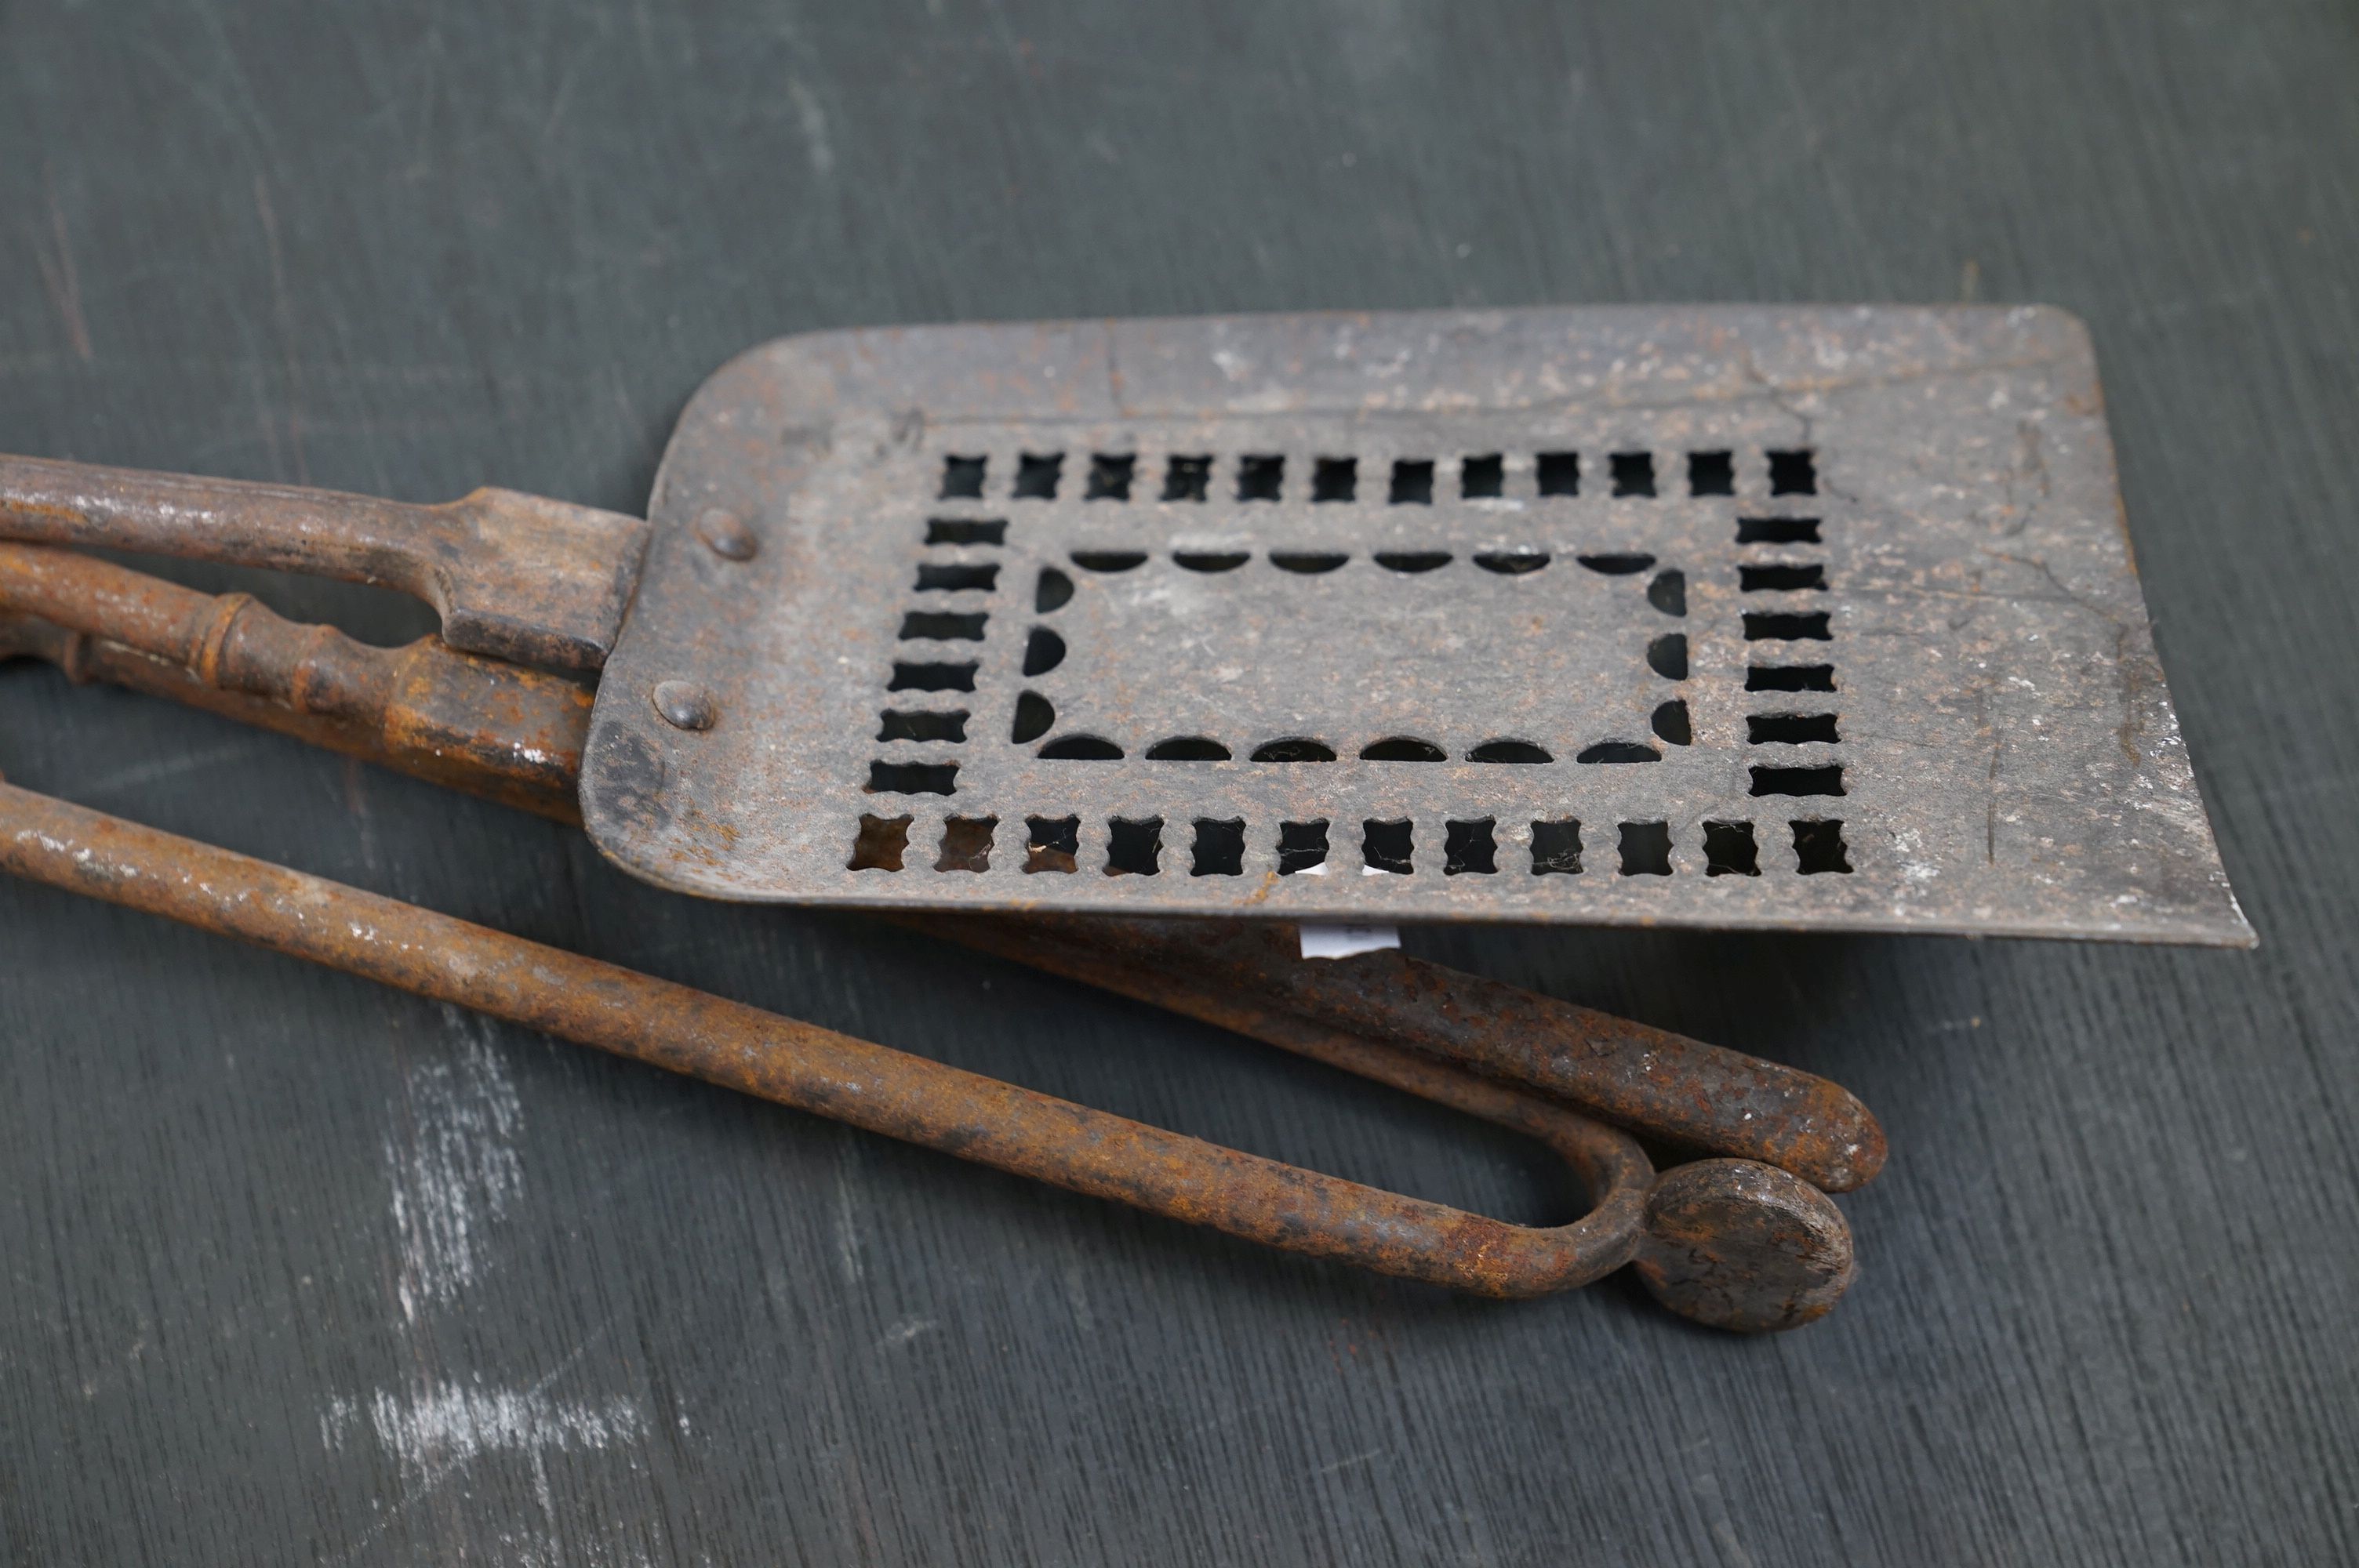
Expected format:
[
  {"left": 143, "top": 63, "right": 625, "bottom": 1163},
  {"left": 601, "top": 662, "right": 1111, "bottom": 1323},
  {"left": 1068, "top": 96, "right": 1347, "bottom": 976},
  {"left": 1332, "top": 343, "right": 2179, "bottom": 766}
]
[{"left": 871, "top": 434, "right": 1854, "bottom": 894}]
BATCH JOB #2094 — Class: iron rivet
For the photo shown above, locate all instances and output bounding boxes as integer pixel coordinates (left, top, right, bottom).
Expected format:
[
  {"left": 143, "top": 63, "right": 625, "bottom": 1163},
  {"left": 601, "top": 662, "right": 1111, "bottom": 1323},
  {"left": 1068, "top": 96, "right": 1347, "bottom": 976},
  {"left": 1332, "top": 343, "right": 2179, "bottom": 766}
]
[
  {"left": 694, "top": 507, "right": 758, "bottom": 561},
  {"left": 652, "top": 680, "right": 718, "bottom": 731}
]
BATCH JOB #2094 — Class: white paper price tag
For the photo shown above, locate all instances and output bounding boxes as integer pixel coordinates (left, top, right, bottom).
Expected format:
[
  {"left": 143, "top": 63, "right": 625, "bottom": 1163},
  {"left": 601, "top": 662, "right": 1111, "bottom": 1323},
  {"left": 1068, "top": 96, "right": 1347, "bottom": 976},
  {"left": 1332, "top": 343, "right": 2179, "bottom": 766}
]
[{"left": 1297, "top": 924, "right": 1401, "bottom": 960}]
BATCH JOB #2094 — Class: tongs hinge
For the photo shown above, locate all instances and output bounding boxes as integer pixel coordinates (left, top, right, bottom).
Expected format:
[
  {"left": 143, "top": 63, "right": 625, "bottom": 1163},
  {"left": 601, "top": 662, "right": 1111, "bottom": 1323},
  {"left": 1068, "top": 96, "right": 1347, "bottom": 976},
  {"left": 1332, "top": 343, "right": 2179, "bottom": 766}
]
[{"left": 0, "top": 454, "right": 650, "bottom": 671}]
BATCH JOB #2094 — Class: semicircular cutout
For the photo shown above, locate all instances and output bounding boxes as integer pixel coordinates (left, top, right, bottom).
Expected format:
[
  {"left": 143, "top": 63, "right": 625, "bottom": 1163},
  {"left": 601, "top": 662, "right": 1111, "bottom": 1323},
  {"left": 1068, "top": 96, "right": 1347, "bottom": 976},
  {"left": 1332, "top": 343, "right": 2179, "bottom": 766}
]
[
  {"left": 1144, "top": 736, "right": 1232, "bottom": 760},
  {"left": 1022, "top": 626, "right": 1066, "bottom": 677},
  {"left": 1577, "top": 552, "right": 1656, "bottom": 575},
  {"left": 1174, "top": 551, "right": 1250, "bottom": 572},
  {"left": 1034, "top": 566, "right": 1074, "bottom": 612},
  {"left": 1269, "top": 551, "right": 1350, "bottom": 574},
  {"left": 1070, "top": 550, "right": 1147, "bottom": 572},
  {"left": 1467, "top": 739, "right": 1553, "bottom": 764},
  {"left": 1249, "top": 738, "right": 1337, "bottom": 762},
  {"left": 1647, "top": 633, "right": 1688, "bottom": 681},
  {"left": 1474, "top": 551, "right": 1550, "bottom": 575},
  {"left": 1010, "top": 691, "right": 1054, "bottom": 743},
  {"left": 1374, "top": 551, "right": 1452, "bottom": 573},
  {"left": 1576, "top": 740, "right": 1662, "bottom": 764},
  {"left": 1038, "top": 735, "right": 1124, "bottom": 760},
  {"left": 1360, "top": 736, "right": 1448, "bottom": 762}
]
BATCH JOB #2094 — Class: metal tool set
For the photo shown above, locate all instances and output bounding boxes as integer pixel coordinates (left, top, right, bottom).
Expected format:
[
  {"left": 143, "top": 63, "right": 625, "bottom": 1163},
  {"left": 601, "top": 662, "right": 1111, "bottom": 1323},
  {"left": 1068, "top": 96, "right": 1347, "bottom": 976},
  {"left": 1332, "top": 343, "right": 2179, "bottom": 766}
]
[{"left": 0, "top": 306, "right": 2248, "bottom": 1330}]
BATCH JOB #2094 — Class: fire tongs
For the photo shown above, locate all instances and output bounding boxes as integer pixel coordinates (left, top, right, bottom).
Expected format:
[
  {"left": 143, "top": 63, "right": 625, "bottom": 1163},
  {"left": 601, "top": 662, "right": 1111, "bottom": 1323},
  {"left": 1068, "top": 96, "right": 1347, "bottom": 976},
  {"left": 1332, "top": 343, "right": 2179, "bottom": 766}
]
[
  {"left": 0, "top": 516, "right": 1870, "bottom": 1334},
  {"left": 0, "top": 307, "right": 2251, "bottom": 1331}
]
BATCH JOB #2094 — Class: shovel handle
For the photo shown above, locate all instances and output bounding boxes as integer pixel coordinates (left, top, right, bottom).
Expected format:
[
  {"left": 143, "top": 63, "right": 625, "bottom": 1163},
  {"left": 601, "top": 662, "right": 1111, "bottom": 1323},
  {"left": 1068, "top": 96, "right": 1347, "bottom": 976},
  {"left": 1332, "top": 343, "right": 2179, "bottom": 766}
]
[{"left": 0, "top": 455, "right": 649, "bottom": 672}]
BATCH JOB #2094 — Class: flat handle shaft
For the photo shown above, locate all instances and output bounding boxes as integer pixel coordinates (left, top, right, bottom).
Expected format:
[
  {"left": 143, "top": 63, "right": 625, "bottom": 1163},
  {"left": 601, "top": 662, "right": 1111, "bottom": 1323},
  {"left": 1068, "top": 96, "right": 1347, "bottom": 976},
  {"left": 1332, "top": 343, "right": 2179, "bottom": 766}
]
[{"left": 0, "top": 455, "right": 649, "bottom": 671}]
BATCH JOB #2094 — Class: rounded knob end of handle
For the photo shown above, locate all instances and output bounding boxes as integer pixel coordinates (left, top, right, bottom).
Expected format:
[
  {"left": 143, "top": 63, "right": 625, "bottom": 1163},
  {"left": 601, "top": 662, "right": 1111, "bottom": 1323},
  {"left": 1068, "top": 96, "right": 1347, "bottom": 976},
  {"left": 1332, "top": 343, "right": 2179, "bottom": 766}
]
[{"left": 1633, "top": 1159, "right": 1856, "bottom": 1332}]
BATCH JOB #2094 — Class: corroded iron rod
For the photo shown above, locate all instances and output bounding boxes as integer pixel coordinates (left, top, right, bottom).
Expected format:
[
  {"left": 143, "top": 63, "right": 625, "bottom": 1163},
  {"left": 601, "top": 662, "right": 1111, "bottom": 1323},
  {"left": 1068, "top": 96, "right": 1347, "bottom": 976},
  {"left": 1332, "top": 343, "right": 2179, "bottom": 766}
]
[
  {"left": 0, "top": 779, "right": 1655, "bottom": 1299},
  {"left": 925, "top": 913, "right": 1885, "bottom": 1190}
]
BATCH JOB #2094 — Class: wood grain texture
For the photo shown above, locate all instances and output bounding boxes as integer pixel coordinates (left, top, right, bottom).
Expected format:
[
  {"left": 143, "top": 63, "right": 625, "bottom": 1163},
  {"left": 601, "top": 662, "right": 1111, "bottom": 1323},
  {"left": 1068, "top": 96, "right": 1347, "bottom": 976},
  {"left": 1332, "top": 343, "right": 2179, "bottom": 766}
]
[{"left": 1, "top": 2, "right": 2352, "bottom": 1563}]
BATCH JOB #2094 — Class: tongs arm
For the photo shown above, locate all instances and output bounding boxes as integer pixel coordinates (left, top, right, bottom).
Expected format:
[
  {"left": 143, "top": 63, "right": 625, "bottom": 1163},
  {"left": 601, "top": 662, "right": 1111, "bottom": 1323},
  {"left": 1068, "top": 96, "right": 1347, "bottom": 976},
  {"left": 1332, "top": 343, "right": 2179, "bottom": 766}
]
[{"left": 0, "top": 454, "right": 650, "bottom": 671}]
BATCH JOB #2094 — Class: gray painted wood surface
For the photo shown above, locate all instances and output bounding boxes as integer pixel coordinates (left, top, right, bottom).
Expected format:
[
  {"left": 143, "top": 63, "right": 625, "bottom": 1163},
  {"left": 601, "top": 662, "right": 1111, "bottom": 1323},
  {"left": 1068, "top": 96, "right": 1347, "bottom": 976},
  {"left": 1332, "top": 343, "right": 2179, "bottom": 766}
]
[{"left": 1, "top": 2, "right": 2351, "bottom": 1563}]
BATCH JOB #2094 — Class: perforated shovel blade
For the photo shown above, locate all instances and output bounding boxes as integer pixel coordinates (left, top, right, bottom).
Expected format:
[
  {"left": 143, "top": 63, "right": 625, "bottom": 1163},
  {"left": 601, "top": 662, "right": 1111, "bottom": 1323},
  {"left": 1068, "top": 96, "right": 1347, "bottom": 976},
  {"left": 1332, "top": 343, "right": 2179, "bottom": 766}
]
[{"left": 582, "top": 307, "right": 2250, "bottom": 945}]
